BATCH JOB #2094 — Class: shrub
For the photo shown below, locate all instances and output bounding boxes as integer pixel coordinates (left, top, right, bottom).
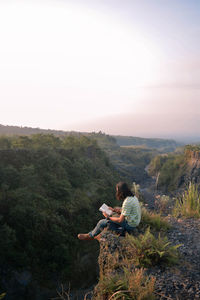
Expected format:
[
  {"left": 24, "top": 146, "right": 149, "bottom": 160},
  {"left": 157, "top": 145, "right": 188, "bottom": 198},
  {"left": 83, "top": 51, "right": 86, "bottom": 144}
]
[
  {"left": 173, "top": 182, "right": 200, "bottom": 218},
  {"left": 123, "top": 228, "right": 181, "bottom": 267}
]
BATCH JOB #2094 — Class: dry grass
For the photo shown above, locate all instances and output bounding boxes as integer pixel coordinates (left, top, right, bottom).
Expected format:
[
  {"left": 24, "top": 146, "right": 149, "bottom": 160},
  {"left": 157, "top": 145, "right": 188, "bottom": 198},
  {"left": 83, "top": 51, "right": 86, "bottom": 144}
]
[
  {"left": 94, "top": 266, "right": 155, "bottom": 300},
  {"left": 140, "top": 206, "right": 171, "bottom": 232}
]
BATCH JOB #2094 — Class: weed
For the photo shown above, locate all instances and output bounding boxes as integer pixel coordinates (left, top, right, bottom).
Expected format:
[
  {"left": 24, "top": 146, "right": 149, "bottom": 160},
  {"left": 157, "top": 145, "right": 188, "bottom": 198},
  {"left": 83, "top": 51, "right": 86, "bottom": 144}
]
[{"left": 173, "top": 182, "right": 200, "bottom": 218}]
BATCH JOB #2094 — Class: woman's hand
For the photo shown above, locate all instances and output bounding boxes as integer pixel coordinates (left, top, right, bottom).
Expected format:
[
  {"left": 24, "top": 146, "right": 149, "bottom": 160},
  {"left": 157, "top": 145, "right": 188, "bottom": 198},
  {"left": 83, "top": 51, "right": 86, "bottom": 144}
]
[
  {"left": 102, "top": 212, "right": 109, "bottom": 218},
  {"left": 113, "top": 207, "right": 121, "bottom": 214}
]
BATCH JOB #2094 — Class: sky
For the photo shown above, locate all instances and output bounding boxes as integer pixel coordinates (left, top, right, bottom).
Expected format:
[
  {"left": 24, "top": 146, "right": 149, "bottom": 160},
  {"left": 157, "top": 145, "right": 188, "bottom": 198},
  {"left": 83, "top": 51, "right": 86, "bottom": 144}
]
[{"left": 0, "top": 0, "right": 200, "bottom": 140}]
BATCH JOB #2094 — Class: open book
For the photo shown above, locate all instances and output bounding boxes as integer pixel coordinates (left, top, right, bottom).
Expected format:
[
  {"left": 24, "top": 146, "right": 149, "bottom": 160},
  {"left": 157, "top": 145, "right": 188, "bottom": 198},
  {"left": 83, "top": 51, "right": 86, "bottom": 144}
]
[{"left": 99, "top": 203, "right": 113, "bottom": 216}]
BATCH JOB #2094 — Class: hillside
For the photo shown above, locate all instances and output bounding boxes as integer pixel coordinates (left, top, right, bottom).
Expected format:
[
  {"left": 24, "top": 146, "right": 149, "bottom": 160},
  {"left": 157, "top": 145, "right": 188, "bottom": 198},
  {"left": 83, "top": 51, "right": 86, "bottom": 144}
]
[
  {"left": 87, "top": 132, "right": 157, "bottom": 184},
  {"left": 114, "top": 135, "right": 180, "bottom": 151},
  {"left": 0, "top": 123, "right": 180, "bottom": 151},
  {"left": 148, "top": 145, "right": 200, "bottom": 192},
  {"left": 0, "top": 134, "right": 119, "bottom": 299},
  {"left": 0, "top": 126, "right": 162, "bottom": 184},
  {"left": 0, "top": 124, "right": 81, "bottom": 136}
]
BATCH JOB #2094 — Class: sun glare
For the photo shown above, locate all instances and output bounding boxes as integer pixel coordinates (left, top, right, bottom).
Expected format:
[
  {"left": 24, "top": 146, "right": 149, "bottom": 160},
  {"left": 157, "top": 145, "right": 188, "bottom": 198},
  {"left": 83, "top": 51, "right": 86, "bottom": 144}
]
[{"left": 0, "top": 0, "right": 162, "bottom": 128}]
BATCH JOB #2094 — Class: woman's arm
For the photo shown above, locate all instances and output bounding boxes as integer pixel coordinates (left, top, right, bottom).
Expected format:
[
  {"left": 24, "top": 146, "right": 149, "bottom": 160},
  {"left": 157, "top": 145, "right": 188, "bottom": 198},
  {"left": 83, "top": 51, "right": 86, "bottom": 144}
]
[{"left": 103, "top": 212, "right": 125, "bottom": 223}]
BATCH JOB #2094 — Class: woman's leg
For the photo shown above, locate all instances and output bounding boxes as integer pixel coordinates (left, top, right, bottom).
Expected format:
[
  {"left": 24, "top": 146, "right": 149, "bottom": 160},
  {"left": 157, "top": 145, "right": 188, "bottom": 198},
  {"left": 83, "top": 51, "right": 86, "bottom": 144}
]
[
  {"left": 88, "top": 219, "right": 109, "bottom": 237},
  {"left": 88, "top": 219, "right": 134, "bottom": 238}
]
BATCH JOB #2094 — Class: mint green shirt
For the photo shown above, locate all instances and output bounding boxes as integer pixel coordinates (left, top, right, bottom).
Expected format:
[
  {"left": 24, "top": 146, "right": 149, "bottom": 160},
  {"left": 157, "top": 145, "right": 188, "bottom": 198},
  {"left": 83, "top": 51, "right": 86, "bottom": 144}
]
[{"left": 121, "top": 196, "right": 141, "bottom": 227}]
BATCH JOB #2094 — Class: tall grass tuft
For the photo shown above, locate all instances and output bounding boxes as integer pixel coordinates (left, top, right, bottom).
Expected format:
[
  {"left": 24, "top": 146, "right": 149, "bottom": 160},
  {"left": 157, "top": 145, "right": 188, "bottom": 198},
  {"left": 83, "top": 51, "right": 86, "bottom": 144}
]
[
  {"left": 140, "top": 207, "right": 171, "bottom": 232},
  {"left": 173, "top": 182, "right": 200, "bottom": 218},
  {"left": 94, "top": 267, "right": 155, "bottom": 300}
]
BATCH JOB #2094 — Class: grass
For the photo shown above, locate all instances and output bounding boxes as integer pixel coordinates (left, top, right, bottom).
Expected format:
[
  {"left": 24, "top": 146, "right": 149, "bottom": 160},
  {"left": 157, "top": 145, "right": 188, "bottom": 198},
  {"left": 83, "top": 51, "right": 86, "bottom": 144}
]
[
  {"left": 93, "top": 224, "right": 181, "bottom": 300},
  {"left": 93, "top": 234, "right": 156, "bottom": 300},
  {"left": 173, "top": 182, "right": 200, "bottom": 218},
  {"left": 94, "top": 267, "right": 155, "bottom": 300},
  {"left": 140, "top": 206, "right": 171, "bottom": 232},
  {"left": 154, "top": 194, "right": 174, "bottom": 214}
]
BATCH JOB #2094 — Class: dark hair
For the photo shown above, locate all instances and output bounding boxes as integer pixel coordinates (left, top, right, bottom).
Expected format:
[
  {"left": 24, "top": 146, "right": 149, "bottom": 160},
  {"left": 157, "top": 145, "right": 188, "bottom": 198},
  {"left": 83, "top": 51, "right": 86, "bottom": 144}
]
[{"left": 116, "top": 182, "right": 134, "bottom": 201}]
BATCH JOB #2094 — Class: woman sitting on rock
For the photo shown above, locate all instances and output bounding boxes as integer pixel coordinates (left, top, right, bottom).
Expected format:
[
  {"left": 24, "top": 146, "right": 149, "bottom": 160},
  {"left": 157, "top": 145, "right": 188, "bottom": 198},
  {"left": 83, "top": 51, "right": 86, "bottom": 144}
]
[{"left": 78, "top": 181, "right": 141, "bottom": 241}]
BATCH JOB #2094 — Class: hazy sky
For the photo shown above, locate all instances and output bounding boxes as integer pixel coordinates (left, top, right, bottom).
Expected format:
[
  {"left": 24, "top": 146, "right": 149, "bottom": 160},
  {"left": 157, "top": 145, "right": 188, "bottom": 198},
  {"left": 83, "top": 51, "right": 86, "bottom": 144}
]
[{"left": 0, "top": 0, "right": 200, "bottom": 139}]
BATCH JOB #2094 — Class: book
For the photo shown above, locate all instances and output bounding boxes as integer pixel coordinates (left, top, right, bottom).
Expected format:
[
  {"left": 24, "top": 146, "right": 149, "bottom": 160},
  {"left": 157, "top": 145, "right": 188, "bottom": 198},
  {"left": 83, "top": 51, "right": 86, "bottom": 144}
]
[{"left": 99, "top": 203, "right": 113, "bottom": 216}]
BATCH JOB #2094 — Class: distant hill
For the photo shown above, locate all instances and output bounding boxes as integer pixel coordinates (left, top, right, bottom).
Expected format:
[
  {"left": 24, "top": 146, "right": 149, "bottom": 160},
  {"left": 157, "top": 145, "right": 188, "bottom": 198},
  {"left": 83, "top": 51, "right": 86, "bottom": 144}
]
[
  {"left": 0, "top": 124, "right": 180, "bottom": 150},
  {"left": 0, "top": 124, "right": 82, "bottom": 136},
  {"left": 114, "top": 135, "right": 180, "bottom": 151}
]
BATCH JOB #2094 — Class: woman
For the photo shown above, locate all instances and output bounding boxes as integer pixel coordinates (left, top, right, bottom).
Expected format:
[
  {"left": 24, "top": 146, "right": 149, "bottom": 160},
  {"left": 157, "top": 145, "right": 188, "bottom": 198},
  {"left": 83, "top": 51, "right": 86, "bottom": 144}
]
[{"left": 78, "top": 182, "right": 141, "bottom": 241}]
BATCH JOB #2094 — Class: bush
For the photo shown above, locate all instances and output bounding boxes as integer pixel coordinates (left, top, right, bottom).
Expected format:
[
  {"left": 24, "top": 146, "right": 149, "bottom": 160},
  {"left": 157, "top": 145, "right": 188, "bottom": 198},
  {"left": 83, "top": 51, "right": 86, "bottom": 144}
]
[
  {"left": 123, "top": 228, "right": 181, "bottom": 267},
  {"left": 173, "top": 182, "right": 200, "bottom": 218}
]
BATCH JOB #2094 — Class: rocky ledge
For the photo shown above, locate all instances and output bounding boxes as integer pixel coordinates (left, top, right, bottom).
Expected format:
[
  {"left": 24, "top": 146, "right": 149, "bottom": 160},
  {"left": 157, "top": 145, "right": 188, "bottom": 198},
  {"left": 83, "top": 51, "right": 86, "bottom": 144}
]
[
  {"left": 148, "top": 216, "right": 200, "bottom": 300},
  {"left": 93, "top": 215, "right": 200, "bottom": 300}
]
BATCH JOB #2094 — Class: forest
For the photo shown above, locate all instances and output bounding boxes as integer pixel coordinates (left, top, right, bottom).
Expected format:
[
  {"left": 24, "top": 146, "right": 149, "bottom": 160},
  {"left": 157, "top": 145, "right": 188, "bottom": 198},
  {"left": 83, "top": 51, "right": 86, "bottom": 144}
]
[{"left": 0, "top": 134, "right": 120, "bottom": 298}]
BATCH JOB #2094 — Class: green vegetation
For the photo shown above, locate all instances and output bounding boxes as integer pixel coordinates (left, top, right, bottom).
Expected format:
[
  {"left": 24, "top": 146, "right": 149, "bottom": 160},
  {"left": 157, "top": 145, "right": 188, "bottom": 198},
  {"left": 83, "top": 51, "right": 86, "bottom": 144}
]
[
  {"left": 88, "top": 132, "right": 156, "bottom": 183},
  {"left": 94, "top": 267, "right": 155, "bottom": 300},
  {"left": 148, "top": 144, "right": 200, "bottom": 192},
  {"left": 0, "top": 128, "right": 178, "bottom": 185},
  {"left": 95, "top": 237, "right": 156, "bottom": 300},
  {"left": 123, "top": 228, "right": 181, "bottom": 267},
  {"left": 94, "top": 224, "right": 179, "bottom": 300},
  {"left": 114, "top": 135, "right": 179, "bottom": 152},
  {"left": 184, "top": 145, "right": 200, "bottom": 153},
  {"left": 0, "top": 123, "right": 79, "bottom": 137},
  {"left": 0, "top": 134, "right": 119, "bottom": 289},
  {"left": 148, "top": 152, "right": 187, "bottom": 192},
  {"left": 140, "top": 207, "right": 171, "bottom": 232},
  {"left": 0, "top": 132, "right": 185, "bottom": 299},
  {"left": 93, "top": 204, "right": 179, "bottom": 300},
  {"left": 173, "top": 183, "right": 200, "bottom": 218}
]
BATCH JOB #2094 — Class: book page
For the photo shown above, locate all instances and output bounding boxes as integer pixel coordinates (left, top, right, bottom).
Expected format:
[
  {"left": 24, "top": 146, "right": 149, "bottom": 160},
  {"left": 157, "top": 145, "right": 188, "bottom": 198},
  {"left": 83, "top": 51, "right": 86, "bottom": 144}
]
[{"left": 99, "top": 203, "right": 113, "bottom": 216}]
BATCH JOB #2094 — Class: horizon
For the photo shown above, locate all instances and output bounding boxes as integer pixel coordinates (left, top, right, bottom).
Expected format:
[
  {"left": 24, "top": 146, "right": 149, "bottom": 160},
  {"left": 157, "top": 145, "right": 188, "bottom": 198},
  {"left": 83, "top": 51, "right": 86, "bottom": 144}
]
[
  {"left": 1, "top": 122, "right": 200, "bottom": 144},
  {"left": 0, "top": 0, "right": 200, "bottom": 139}
]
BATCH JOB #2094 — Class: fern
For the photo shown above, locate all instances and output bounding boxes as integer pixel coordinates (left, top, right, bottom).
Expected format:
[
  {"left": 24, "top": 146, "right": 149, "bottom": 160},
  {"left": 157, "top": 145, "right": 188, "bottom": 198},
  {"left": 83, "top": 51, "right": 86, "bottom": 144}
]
[{"left": 123, "top": 228, "right": 181, "bottom": 267}]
